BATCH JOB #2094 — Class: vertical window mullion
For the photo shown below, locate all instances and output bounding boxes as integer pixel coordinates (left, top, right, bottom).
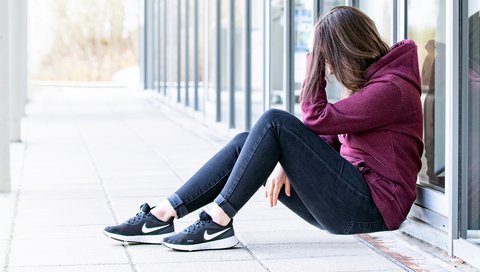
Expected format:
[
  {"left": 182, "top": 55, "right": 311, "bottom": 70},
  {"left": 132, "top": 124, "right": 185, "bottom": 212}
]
[
  {"left": 185, "top": 0, "right": 190, "bottom": 106},
  {"left": 215, "top": 0, "right": 221, "bottom": 122},
  {"left": 163, "top": 0, "right": 167, "bottom": 96},
  {"left": 194, "top": 0, "right": 199, "bottom": 111},
  {"left": 284, "top": 0, "right": 295, "bottom": 113},
  {"left": 177, "top": 0, "right": 181, "bottom": 103},
  {"left": 245, "top": 0, "right": 252, "bottom": 130},
  {"left": 228, "top": 0, "right": 235, "bottom": 128}
]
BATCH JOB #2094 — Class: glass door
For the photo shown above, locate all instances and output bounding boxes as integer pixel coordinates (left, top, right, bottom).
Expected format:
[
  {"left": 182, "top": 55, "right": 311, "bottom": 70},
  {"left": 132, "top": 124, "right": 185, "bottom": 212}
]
[
  {"left": 460, "top": 0, "right": 480, "bottom": 249},
  {"left": 406, "top": 0, "right": 449, "bottom": 230},
  {"left": 455, "top": 1, "right": 480, "bottom": 268}
]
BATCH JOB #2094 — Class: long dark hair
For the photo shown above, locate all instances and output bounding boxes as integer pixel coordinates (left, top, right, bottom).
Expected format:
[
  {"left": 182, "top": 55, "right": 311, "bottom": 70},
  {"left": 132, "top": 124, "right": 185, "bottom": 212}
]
[{"left": 302, "top": 6, "right": 390, "bottom": 100}]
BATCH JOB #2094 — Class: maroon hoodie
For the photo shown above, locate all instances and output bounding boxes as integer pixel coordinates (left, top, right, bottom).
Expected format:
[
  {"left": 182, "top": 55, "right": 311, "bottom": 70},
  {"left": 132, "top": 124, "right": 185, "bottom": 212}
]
[{"left": 301, "top": 40, "right": 423, "bottom": 230}]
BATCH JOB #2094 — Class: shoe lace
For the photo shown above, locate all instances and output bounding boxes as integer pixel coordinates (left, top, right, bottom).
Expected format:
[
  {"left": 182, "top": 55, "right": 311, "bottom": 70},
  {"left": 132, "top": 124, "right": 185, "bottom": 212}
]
[
  {"left": 127, "top": 212, "right": 148, "bottom": 224},
  {"left": 185, "top": 219, "right": 209, "bottom": 234}
]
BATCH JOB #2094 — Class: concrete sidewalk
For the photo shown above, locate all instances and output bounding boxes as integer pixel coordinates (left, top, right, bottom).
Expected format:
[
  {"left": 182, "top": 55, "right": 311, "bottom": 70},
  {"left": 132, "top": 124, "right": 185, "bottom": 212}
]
[{"left": 0, "top": 86, "right": 476, "bottom": 272}]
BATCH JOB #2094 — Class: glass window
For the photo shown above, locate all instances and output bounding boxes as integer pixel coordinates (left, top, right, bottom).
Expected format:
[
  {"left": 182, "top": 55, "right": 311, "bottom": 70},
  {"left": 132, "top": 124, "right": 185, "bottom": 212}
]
[
  {"left": 270, "top": 0, "right": 285, "bottom": 110},
  {"left": 407, "top": 0, "right": 446, "bottom": 192},
  {"left": 220, "top": 1, "right": 229, "bottom": 125},
  {"left": 159, "top": 0, "right": 166, "bottom": 94},
  {"left": 293, "top": 0, "right": 313, "bottom": 118},
  {"left": 185, "top": 0, "right": 193, "bottom": 107},
  {"left": 293, "top": 1, "right": 346, "bottom": 118},
  {"left": 197, "top": 0, "right": 205, "bottom": 112},
  {"left": 179, "top": 0, "right": 186, "bottom": 104},
  {"left": 234, "top": 1, "right": 246, "bottom": 130},
  {"left": 357, "top": 0, "right": 393, "bottom": 45},
  {"left": 152, "top": 0, "right": 160, "bottom": 91},
  {"left": 205, "top": 0, "right": 218, "bottom": 122},
  {"left": 251, "top": 0, "right": 264, "bottom": 125},
  {"left": 167, "top": 0, "right": 178, "bottom": 102},
  {"left": 462, "top": 0, "right": 480, "bottom": 246}
]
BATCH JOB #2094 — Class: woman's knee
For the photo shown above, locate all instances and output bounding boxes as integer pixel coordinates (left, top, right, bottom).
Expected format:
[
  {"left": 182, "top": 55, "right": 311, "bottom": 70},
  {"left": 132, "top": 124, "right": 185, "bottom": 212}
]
[
  {"left": 230, "top": 132, "right": 249, "bottom": 150},
  {"left": 259, "top": 108, "right": 292, "bottom": 124}
]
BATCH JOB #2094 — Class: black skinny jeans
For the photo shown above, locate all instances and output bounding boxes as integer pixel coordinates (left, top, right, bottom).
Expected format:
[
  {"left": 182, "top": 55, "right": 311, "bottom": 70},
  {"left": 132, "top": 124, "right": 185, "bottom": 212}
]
[{"left": 167, "top": 109, "right": 387, "bottom": 234}]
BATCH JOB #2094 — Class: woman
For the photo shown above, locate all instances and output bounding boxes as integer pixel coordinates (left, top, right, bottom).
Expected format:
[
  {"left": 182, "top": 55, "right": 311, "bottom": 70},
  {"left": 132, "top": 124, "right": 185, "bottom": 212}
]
[{"left": 104, "top": 6, "right": 423, "bottom": 251}]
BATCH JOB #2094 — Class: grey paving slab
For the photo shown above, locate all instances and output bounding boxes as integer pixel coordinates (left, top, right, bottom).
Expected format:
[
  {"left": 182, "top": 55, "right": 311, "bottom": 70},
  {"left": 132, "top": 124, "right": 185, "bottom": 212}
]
[
  {"left": 105, "top": 182, "right": 182, "bottom": 192},
  {"left": 0, "top": 193, "right": 16, "bottom": 219},
  {"left": 127, "top": 244, "right": 253, "bottom": 264},
  {"left": 360, "top": 232, "right": 464, "bottom": 271},
  {"left": 235, "top": 204, "right": 309, "bottom": 222},
  {"left": 247, "top": 242, "right": 376, "bottom": 260},
  {"left": 105, "top": 184, "right": 180, "bottom": 199},
  {"left": 236, "top": 229, "right": 358, "bottom": 246},
  {"left": 136, "top": 260, "right": 267, "bottom": 272},
  {"left": 101, "top": 175, "right": 182, "bottom": 184},
  {"left": 109, "top": 197, "right": 170, "bottom": 210},
  {"left": 0, "top": 220, "right": 13, "bottom": 240},
  {"left": 17, "top": 198, "right": 108, "bottom": 211},
  {"left": 9, "top": 237, "right": 129, "bottom": 266},
  {"left": 18, "top": 190, "right": 106, "bottom": 200},
  {"left": 235, "top": 218, "right": 315, "bottom": 232},
  {"left": 13, "top": 225, "right": 106, "bottom": 240},
  {"left": 0, "top": 240, "right": 9, "bottom": 268},
  {"left": 14, "top": 210, "right": 115, "bottom": 227},
  {"left": 8, "top": 264, "right": 133, "bottom": 272},
  {"left": 262, "top": 255, "right": 404, "bottom": 272}
]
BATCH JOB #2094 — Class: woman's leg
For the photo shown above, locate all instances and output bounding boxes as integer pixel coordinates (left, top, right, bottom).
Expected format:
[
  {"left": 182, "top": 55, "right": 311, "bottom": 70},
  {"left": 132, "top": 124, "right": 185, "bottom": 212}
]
[
  {"left": 158, "top": 132, "right": 249, "bottom": 219},
  {"left": 104, "top": 132, "right": 250, "bottom": 244},
  {"left": 213, "top": 109, "right": 386, "bottom": 234}
]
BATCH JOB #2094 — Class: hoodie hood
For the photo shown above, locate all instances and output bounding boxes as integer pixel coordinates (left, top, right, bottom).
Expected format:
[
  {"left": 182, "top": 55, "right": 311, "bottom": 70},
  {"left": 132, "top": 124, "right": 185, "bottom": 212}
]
[{"left": 364, "top": 40, "right": 421, "bottom": 95}]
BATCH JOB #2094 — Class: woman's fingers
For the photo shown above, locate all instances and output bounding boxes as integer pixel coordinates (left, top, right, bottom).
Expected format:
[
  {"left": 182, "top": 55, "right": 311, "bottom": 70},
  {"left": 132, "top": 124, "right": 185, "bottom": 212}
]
[
  {"left": 284, "top": 178, "right": 291, "bottom": 197},
  {"left": 269, "top": 181, "right": 275, "bottom": 207},
  {"left": 272, "top": 181, "right": 282, "bottom": 206}
]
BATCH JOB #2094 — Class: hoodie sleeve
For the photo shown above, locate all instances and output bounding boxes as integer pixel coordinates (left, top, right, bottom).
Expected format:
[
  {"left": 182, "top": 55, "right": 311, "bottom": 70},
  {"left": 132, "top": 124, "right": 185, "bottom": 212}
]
[{"left": 301, "top": 54, "right": 403, "bottom": 135}]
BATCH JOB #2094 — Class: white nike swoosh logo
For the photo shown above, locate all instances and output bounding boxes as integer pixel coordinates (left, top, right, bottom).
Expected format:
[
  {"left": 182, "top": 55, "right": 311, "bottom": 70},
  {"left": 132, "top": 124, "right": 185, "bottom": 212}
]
[
  {"left": 141, "top": 223, "right": 170, "bottom": 234},
  {"left": 203, "top": 227, "right": 231, "bottom": 241}
]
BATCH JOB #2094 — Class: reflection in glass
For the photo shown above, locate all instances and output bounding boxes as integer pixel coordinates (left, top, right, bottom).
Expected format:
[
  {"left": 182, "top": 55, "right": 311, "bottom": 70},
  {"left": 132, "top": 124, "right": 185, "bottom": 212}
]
[
  {"left": 407, "top": 0, "right": 446, "bottom": 191},
  {"left": 465, "top": 2, "right": 480, "bottom": 245}
]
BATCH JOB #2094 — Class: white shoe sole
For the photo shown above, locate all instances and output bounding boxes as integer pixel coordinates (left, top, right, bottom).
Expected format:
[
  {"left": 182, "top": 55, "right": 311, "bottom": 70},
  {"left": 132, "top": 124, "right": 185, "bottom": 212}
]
[
  {"left": 162, "top": 236, "right": 240, "bottom": 251},
  {"left": 103, "top": 230, "right": 175, "bottom": 244}
]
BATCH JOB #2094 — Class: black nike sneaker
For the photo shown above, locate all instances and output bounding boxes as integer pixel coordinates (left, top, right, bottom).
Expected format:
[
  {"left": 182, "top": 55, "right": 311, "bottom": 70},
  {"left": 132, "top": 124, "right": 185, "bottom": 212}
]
[
  {"left": 162, "top": 211, "right": 239, "bottom": 251},
  {"left": 103, "top": 203, "right": 175, "bottom": 244}
]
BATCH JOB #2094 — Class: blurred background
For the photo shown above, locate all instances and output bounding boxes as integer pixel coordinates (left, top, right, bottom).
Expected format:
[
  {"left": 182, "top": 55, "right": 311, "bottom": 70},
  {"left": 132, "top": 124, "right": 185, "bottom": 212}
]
[{"left": 28, "top": 0, "right": 139, "bottom": 82}]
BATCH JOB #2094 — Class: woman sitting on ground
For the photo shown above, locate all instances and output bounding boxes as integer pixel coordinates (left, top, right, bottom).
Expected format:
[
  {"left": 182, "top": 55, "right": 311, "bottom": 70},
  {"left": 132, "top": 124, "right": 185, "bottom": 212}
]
[{"left": 103, "top": 6, "right": 423, "bottom": 251}]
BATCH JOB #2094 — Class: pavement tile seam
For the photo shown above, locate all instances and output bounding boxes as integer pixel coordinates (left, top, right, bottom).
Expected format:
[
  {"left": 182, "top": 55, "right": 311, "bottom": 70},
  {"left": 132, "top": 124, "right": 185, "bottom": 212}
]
[
  {"left": 2, "top": 144, "right": 28, "bottom": 271},
  {"left": 239, "top": 244, "right": 273, "bottom": 272},
  {"left": 8, "top": 263, "right": 132, "bottom": 268},
  {"left": 77, "top": 127, "right": 140, "bottom": 272}
]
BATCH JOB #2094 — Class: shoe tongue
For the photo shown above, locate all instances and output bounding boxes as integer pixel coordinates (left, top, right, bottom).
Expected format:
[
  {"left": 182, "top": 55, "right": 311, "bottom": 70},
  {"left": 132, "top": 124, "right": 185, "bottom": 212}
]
[
  {"left": 199, "top": 211, "right": 212, "bottom": 221},
  {"left": 140, "top": 203, "right": 151, "bottom": 213}
]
